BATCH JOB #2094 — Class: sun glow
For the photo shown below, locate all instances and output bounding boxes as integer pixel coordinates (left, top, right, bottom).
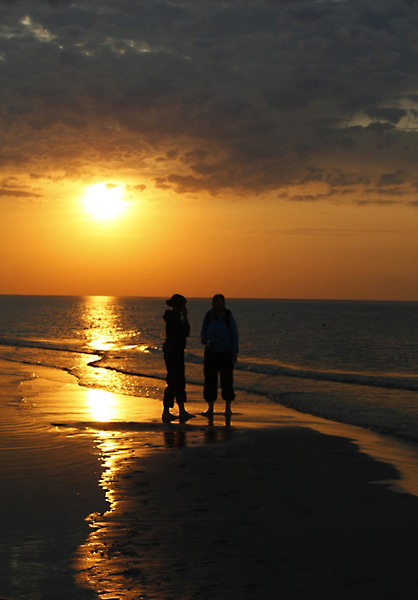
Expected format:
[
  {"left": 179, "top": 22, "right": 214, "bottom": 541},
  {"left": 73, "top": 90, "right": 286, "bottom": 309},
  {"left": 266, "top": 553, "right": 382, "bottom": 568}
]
[{"left": 83, "top": 183, "right": 126, "bottom": 220}]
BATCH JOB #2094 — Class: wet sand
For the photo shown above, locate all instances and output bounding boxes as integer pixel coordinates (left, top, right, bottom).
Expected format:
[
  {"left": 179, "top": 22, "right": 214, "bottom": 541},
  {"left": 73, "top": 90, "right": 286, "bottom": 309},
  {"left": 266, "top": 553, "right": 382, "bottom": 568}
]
[
  {"left": 0, "top": 361, "right": 106, "bottom": 600},
  {"left": 1, "top": 360, "right": 418, "bottom": 599},
  {"left": 74, "top": 427, "right": 418, "bottom": 600}
]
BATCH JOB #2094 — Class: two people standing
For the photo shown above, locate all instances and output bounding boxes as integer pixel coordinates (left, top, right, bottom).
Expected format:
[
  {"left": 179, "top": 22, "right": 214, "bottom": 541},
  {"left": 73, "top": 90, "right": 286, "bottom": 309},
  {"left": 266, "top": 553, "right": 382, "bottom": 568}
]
[{"left": 162, "top": 294, "right": 239, "bottom": 422}]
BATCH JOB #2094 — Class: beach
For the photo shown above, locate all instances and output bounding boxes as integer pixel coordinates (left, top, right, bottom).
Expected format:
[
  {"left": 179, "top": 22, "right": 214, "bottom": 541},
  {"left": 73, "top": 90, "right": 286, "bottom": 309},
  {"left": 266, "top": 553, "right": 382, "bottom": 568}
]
[{"left": 1, "top": 359, "right": 418, "bottom": 599}]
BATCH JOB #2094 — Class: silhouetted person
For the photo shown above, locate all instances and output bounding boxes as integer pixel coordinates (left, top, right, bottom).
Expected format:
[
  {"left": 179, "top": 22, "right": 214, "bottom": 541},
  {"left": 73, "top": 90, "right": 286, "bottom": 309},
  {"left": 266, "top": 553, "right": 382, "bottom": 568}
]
[
  {"left": 201, "top": 294, "right": 239, "bottom": 417},
  {"left": 162, "top": 294, "right": 193, "bottom": 423}
]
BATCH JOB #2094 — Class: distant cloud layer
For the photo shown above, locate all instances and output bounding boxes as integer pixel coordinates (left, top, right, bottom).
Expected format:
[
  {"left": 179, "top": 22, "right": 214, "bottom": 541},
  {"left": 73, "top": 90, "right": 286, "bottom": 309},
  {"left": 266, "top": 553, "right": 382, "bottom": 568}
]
[{"left": 1, "top": 0, "right": 418, "bottom": 202}]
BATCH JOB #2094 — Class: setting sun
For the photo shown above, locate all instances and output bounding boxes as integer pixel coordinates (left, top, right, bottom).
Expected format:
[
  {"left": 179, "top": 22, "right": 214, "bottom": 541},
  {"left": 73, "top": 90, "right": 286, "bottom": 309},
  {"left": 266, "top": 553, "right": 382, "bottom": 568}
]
[{"left": 83, "top": 183, "right": 126, "bottom": 220}]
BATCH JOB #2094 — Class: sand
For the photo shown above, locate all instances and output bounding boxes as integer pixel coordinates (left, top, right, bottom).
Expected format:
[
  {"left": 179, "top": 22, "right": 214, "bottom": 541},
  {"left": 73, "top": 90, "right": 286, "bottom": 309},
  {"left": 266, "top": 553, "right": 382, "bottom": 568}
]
[{"left": 1, "top": 359, "right": 418, "bottom": 599}]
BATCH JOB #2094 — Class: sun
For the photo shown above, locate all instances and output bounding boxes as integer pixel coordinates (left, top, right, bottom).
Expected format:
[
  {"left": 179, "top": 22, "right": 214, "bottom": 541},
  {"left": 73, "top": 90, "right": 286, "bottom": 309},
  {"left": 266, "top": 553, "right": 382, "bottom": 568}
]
[{"left": 83, "top": 183, "right": 126, "bottom": 220}]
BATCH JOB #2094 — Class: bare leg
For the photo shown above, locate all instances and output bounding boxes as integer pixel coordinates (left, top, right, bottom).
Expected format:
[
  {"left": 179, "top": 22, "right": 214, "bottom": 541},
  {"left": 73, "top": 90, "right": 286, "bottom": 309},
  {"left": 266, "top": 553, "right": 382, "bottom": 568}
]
[{"left": 202, "top": 401, "right": 214, "bottom": 417}]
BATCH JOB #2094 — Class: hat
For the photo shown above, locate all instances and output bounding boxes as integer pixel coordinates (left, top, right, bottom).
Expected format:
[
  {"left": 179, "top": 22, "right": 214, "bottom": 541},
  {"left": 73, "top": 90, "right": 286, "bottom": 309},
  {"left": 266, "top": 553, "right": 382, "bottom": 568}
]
[{"left": 166, "top": 294, "right": 187, "bottom": 307}]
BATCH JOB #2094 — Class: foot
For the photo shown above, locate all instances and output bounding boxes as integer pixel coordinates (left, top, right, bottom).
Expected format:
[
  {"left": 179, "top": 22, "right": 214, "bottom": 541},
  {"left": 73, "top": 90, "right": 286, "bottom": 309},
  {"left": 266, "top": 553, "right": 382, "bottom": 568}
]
[
  {"left": 179, "top": 410, "right": 194, "bottom": 423},
  {"left": 162, "top": 410, "right": 178, "bottom": 423}
]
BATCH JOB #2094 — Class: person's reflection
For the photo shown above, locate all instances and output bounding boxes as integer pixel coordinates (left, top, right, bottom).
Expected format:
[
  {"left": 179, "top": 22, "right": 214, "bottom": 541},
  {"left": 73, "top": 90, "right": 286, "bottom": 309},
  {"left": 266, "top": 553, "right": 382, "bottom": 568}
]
[
  {"left": 205, "top": 409, "right": 232, "bottom": 429},
  {"left": 224, "top": 410, "right": 231, "bottom": 428},
  {"left": 204, "top": 415, "right": 233, "bottom": 443},
  {"left": 164, "top": 430, "right": 187, "bottom": 448}
]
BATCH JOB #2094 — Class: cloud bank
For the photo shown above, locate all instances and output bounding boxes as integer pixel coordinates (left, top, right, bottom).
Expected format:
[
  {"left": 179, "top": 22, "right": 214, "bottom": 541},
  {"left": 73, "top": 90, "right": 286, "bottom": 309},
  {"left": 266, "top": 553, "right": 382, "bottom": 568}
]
[{"left": 1, "top": 0, "right": 418, "bottom": 202}]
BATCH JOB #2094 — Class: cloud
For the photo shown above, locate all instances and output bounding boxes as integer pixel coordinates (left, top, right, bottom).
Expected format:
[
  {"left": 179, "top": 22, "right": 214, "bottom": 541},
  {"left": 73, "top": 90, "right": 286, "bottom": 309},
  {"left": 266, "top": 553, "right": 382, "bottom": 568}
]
[
  {"left": 377, "top": 170, "right": 406, "bottom": 186},
  {"left": 1, "top": 0, "right": 418, "bottom": 202},
  {"left": 0, "top": 176, "right": 43, "bottom": 202},
  {"left": 0, "top": 187, "right": 42, "bottom": 198}
]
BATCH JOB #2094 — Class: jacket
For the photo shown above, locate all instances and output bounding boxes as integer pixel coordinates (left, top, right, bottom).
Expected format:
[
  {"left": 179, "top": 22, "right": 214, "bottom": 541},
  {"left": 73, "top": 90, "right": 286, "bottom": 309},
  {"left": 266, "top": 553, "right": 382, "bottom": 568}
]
[
  {"left": 201, "top": 309, "right": 239, "bottom": 353},
  {"left": 163, "top": 310, "right": 190, "bottom": 350}
]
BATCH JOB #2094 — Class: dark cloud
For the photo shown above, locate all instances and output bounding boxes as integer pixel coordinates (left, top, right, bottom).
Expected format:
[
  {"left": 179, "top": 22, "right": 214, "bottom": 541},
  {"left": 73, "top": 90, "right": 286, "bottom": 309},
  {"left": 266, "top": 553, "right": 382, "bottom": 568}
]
[
  {"left": 377, "top": 170, "right": 407, "bottom": 186},
  {"left": 366, "top": 107, "right": 408, "bottom": 124},
  {"left": 0, "top": 188, "right": 41, "bottom": 197},
  {"left": 0, "top": 0, "right": 418, "bottom": 201}
]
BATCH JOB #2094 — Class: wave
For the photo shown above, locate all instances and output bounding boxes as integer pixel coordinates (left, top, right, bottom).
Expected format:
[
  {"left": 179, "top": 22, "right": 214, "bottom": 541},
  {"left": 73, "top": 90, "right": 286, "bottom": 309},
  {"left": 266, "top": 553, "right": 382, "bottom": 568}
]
[
  {"left": 98, "top": 349, "right": 418, "bottom": 394},
  {"left": 2, "top": 337, "right": 418, "bottom": 394},
  {"left": 232, "top": 357, "right": 418, "bottom": 392},
  {"left": 0, "top": 336, "right": 90, "bottom": 355},
  {"left": 2, "top": 337, "right": 417, "bottom": 445},
  {"left": 186, "top": 352, "right": 418, "bottom": 392}
]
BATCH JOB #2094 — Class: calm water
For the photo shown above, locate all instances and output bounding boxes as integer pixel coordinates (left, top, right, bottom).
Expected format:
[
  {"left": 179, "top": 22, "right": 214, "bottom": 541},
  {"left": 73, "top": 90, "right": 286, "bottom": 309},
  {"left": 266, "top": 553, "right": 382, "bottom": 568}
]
[{"left": 1, "top": 295, "right": 418, "bottom": 442}]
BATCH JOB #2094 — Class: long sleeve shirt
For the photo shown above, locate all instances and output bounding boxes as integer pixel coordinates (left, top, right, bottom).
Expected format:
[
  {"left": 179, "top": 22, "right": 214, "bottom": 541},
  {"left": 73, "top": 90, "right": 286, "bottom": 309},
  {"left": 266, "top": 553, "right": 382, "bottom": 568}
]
[
  {"left": 163, "top": 310, "right": 190, "bottom": 350},
  {"left": 201, "top": 309, "right": 239, "bottom": 354}
]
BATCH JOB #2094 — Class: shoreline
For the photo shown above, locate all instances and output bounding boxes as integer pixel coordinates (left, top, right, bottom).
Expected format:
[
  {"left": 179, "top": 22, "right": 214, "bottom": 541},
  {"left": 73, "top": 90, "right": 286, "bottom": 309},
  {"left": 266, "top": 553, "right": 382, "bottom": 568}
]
[{"left": 1, "top": 360, "right": 418, "bottom": 598}]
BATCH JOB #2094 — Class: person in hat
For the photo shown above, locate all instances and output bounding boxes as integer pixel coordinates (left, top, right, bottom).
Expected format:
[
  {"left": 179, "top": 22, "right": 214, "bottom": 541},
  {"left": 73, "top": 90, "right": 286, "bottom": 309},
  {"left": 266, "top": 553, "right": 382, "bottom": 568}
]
[{"left": 162, "top": 294, "right": 193, "bottom": 422}]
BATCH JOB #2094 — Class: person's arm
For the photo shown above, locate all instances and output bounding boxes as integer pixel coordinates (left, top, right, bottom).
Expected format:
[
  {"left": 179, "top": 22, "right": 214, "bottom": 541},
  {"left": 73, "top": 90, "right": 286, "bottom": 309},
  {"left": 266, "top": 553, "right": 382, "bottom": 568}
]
[
  {"left": 230, "top": 315, "right": 239, "bottom": 357},
  {"left": 201, "top": 312, "right": 209, "bottom": 344},
  {"left": 181, "top": 306, "right": 190, "bottom": 337}
]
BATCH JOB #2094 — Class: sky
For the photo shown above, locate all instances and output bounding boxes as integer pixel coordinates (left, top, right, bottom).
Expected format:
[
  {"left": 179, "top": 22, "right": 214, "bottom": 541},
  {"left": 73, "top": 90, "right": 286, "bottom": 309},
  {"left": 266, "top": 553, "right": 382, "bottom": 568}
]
[{"left": 1, "top": 0, "right": 418, "bottom": 300}]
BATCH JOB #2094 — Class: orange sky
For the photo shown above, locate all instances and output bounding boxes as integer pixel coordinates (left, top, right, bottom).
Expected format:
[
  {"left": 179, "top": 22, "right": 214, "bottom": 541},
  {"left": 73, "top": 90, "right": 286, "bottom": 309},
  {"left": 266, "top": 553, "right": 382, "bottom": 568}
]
[
  {"left": 1, "top": 1, "right": 418, "bottom": 300},
  {"left": 2, "top": 171, "right": 418, "bottom": 300}
]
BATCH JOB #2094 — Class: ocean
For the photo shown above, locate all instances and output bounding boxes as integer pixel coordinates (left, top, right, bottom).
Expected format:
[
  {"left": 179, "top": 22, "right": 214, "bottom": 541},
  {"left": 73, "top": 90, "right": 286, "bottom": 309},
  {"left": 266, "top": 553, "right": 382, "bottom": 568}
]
[{"left": 1, "top": 295, "right": 418, "bottom": 444}]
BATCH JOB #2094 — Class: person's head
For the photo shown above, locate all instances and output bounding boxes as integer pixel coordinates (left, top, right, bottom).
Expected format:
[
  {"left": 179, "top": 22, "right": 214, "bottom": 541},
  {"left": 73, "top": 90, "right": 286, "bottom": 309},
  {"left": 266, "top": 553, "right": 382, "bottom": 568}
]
[
  {"left": 166, "top": 294, "right": 187, "bottom": 310},
  {"left": 212, "top": 294, "right": 226, "bottom": 313}
]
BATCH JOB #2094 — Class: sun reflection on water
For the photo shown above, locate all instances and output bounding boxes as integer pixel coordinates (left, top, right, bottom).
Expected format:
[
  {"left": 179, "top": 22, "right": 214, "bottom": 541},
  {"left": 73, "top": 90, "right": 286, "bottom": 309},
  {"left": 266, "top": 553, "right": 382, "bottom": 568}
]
[
  {"left": 86, "top": 388, "right": 117, "bottom": 422},
  {"left": 73, "top": 428, "right": 158, "bottom": 599},
  {"left": 86, "top": 337, "right": 119, "bottom": 351},
  {"left": 76, "top": 295, "right": 145, "bottom": 396},
  {"left": 72, "top": 402, "right": 229, "bottom": 597},
  {"left": 80, "top": 295, "right": 138, "bottom": 354}
]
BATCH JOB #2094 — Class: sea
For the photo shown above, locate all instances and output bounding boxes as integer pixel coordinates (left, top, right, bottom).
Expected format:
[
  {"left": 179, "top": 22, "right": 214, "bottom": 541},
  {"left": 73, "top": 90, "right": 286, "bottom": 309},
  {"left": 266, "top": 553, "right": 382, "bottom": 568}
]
[{"left": 1, "top": 294, "right": 418, "bottom": 445}]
